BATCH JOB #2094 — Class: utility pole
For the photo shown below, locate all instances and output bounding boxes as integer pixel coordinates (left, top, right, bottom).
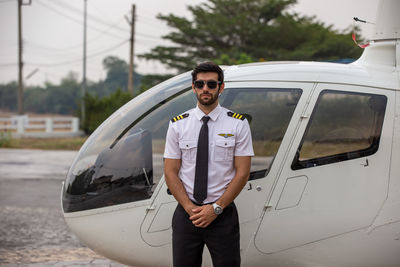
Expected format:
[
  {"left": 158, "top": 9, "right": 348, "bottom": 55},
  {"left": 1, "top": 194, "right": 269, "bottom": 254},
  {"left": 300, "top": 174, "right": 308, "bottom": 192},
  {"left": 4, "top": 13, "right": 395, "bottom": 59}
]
[
  {"left": 18, "top": 0, "right": 23, "bottom": 115},
  {"left": 127, "top": 4, "right": 136, "bottom": 96},
  {"left": 81, "top": 0, "right": 87, "bottom": 125},
  {"left": 17, "top": 0, "right": 32, "bottom": 115}
]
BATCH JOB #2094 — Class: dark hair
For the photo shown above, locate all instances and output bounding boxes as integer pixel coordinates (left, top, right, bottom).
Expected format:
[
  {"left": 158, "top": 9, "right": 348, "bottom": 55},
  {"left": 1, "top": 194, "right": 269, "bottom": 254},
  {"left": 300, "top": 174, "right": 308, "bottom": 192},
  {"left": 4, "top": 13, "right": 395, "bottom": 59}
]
[{"left": 191, "top": 61, "right": 224, "bottom": 83}]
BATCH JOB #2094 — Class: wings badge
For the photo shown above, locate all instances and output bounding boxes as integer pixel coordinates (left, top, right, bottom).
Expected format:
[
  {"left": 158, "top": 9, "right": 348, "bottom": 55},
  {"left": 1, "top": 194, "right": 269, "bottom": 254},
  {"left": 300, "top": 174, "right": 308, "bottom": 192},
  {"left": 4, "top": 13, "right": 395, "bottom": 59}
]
[{"left": 218, "top": 133, "right": 234, "bottom": 138}]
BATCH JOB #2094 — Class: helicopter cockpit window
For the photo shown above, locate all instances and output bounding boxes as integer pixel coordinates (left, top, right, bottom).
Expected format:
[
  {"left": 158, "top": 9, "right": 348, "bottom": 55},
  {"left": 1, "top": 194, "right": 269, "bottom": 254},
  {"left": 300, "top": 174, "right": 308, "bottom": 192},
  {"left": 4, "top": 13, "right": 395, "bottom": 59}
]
[
  {"left": 291, "top": 90, "right": 387, "bottom": 170},
  {"left": 220, "top": 88, "right": 302, "bottom": 180}
]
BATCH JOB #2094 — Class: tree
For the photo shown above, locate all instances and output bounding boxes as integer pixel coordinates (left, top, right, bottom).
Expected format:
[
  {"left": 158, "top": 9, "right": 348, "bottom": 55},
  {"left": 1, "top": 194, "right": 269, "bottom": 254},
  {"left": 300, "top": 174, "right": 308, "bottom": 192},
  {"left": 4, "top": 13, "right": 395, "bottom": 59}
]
[
  {"left": 79, "top": 89, "right": 132, "bottom": 134},
  {"left": 24, "top": 71, "right": 81, "bottom": 115},
  {"left": 139, "top": 0, "right": 363, "bottom": 73},
  {"left": 87, "top": 56, "right": 142, "bottom": 97},
  {"left": 139, "top": 74, "right": 174, "bottom": 93},
  {"left": 0, "top": 82, "right": 17, "bottom": 112},
  {"left": 102, "top": 56, "right": 129, "bottom": 90},
  {"left": 0, "top": 56, "right": 144, "bottom": 118}
]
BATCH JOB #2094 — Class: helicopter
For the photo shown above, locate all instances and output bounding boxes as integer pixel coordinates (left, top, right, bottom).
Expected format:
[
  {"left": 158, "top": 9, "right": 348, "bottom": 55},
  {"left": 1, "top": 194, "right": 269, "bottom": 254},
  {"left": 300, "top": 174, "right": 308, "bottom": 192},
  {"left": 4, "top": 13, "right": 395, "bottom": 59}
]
[{"left": 62, "top": 0, "right": 400, "bottom": 266}]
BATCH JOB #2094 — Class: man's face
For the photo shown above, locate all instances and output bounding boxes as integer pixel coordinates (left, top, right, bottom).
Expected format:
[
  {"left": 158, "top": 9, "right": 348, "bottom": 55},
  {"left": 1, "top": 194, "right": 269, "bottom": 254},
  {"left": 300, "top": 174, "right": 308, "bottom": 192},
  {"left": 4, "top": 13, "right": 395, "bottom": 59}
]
[{"left": 192, "top": 72, "right": 224, "bottom": 106}]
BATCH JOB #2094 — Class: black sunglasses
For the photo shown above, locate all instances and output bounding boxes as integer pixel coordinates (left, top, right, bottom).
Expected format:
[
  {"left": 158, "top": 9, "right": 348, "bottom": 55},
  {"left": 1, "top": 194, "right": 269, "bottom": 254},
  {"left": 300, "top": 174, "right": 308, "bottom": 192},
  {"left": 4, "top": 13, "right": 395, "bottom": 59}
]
[{"left": 194, "top": 80, "right": 222, "bottom": 90}]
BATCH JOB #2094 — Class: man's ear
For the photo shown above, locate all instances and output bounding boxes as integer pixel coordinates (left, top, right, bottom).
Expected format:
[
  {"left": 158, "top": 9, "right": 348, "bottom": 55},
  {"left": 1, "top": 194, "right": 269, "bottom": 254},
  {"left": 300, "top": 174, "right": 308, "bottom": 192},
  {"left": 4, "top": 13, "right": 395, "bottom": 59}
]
[{"left": 219, "top": 82, "right": 225, "bottom": 94}]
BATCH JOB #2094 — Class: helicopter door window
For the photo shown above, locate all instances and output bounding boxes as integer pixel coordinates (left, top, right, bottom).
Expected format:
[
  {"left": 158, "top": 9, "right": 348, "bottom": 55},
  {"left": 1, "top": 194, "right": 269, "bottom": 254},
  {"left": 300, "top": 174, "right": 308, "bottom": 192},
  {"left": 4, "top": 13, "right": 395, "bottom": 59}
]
[
  {"left": 292, "top": 90, "right": 387, "bottom": 170},
  {"left": 220, "top": 88, "right": 302, "bottom": 180}
]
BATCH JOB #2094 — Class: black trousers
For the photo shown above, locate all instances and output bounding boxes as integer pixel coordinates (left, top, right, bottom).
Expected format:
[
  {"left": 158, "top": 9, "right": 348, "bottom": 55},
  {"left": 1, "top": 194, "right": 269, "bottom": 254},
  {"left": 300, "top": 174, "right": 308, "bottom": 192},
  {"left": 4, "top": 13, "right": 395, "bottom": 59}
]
[{"left": 172, "top": 202, "right": 240, "bottom": 267}]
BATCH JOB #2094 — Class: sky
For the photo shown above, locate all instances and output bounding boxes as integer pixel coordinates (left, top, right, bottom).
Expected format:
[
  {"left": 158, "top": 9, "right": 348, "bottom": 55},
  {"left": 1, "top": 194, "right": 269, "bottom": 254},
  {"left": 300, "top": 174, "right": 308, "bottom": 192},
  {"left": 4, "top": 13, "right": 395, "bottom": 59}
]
[{"left": 0, "top": 0, "right": 379, "bottom": 86}]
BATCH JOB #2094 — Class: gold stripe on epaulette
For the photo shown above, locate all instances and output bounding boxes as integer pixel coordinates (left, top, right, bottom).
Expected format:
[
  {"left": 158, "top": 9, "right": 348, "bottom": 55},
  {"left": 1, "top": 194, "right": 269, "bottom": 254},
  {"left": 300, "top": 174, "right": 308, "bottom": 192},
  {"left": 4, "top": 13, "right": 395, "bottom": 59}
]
[
  {"left": 171, "top": 113, "right": 189, "bottom": 123},
  {"left": 227, "top": 111, "right": 245, "bottom": 120}
]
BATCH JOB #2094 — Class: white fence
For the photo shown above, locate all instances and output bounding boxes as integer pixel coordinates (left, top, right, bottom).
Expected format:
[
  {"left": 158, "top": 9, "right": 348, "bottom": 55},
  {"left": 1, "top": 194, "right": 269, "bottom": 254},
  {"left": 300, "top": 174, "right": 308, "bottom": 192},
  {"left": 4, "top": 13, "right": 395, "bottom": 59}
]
[{"left": 0, "top": 115, "right": 81, "bottom": 137}]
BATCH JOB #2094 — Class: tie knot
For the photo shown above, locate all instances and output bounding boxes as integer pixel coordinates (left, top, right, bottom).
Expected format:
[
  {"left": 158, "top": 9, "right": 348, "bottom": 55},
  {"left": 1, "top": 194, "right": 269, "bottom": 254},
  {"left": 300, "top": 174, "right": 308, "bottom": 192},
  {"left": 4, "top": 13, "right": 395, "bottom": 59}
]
[{"left": 202, "top": 116, "right": 210, "bottom": 124}]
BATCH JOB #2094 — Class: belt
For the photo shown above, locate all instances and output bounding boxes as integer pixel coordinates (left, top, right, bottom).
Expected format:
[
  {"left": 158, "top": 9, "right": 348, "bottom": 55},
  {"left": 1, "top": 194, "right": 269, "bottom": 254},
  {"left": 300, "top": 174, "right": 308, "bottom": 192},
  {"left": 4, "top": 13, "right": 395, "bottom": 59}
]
[
  {"left": 191, "top": 200, "right": 213, "bottom": 206},
  {"left": 191, "top": 199, "right": 234, "bottom": 207}
]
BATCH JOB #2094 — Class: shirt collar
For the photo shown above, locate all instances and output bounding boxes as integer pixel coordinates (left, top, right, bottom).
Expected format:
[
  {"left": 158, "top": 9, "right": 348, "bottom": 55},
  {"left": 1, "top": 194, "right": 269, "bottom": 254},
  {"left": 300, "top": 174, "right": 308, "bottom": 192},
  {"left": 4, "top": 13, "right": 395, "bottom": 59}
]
[{"left": 194, "top": 104, "right": 222, "bottom": 122}]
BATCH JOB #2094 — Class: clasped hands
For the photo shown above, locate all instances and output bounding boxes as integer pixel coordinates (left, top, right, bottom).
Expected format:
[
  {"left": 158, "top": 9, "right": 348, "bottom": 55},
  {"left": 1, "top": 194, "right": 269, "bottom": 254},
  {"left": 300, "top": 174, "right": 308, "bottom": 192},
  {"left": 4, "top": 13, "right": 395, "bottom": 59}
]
[{"left": 187, "top": 204, "right": 217, "bottom": 228}]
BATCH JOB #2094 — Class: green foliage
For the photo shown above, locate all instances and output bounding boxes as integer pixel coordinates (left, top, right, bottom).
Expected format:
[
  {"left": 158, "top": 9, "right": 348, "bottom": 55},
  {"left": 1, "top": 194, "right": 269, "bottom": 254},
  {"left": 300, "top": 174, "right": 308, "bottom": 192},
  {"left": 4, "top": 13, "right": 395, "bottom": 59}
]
[
  {"left": 0, "top": 136, "right": 87, "bottom": 150},
  {"left": 79, "top": 89, "right": 132, "bottom": 134},
  {"left": 25, "top": 72, "right": 81, "bottom": 114},
  {"left": 214, "top": 52, "right": 256, "bottom": 65},
  {"left": 0, "top": 82, "right": 17, "bottom": 112},
  {"left": 0, "top": 57, "right": 143, "bottom": 122},
  {"left": 139, "top": 74, "right": 174, "bottom": 93},
  {"left": 102, "top": 56, "right": 129, "bottom": 91},
  {"left": 139, "top": 0, "right": 363, "bottom": 72},
  {"left": 0, "top": 75, "right": 81, "bottom": 115},
  {"left": 0, "top": 131, "right": 12, "bottom": 147}
]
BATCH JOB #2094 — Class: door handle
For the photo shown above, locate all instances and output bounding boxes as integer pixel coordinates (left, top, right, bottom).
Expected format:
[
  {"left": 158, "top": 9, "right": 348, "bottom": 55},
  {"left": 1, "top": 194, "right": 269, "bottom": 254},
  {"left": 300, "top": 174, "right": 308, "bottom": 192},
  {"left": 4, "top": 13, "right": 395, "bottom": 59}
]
[{"left": 361, "top": 158, "right": 369, "bottom": 167}]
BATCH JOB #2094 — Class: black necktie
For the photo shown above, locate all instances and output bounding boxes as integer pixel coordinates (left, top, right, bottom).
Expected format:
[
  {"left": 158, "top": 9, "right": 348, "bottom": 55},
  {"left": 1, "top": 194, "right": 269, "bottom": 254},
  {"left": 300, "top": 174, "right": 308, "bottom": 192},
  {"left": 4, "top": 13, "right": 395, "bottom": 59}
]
[{"left": 193, "top": 116, "right": 210, "bottom": 203}]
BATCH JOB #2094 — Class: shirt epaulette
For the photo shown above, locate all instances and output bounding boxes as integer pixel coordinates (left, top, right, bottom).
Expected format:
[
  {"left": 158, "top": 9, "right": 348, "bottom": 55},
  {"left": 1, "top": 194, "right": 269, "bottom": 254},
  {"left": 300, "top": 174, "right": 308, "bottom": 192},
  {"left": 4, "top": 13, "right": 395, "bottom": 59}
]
[
  {"left": 227, "top": 111, "right": 245, "bottom": 120},
  {"left": 171, "top": 113, "right": 189, "bottom": 123}
]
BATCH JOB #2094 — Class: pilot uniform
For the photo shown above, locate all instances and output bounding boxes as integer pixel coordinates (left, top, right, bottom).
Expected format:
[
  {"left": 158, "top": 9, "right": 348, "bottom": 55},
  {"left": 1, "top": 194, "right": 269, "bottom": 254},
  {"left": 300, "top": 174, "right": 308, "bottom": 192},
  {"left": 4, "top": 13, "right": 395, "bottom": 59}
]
[{"left": 164, "top": 104, "right": 254, "bottom": 267}]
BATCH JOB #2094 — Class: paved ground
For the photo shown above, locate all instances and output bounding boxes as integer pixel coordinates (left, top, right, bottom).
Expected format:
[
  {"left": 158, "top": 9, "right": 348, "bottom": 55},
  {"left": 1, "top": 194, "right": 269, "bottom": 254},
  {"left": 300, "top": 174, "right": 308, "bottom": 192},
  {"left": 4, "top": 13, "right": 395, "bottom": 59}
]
[{"left": 0, "top": 148, "right": 126, "bottom": 267}]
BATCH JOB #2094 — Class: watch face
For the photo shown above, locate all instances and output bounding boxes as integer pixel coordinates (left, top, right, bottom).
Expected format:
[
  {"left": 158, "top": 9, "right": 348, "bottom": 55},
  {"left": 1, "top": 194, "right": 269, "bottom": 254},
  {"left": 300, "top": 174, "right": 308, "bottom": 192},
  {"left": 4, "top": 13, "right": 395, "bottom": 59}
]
[{"left": 214, "top": 205, "right": 223, "bottom": 215}]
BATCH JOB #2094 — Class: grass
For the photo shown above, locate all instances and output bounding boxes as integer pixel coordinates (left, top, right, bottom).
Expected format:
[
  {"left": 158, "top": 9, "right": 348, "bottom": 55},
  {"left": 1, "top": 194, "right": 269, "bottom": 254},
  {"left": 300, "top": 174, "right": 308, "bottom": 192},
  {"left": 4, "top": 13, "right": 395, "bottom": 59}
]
[
  {"left": 0, "top": 131, "right": 12, "bottom": 147},
  {"left": 0, "top": 135, "right": 370, "bottom": 156},
  {"left": 0, "top": 136, "right": 87, "bottom": 150}
]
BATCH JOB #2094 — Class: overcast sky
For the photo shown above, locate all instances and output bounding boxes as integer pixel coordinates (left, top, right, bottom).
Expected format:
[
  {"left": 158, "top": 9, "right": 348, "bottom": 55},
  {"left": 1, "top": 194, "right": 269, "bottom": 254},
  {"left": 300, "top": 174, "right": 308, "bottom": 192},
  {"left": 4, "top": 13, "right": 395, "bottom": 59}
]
[{"left": 0, "top": 0, "right": 378, "bottom": 86}]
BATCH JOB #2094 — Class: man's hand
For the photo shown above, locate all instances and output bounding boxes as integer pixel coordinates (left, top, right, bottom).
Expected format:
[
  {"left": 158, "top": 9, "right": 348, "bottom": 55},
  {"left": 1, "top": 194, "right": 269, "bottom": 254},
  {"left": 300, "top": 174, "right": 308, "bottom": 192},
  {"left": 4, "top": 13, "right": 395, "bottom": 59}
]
[
  {"left": 184, "top": 202, "right": 200, "bottom": 217},
  {"left": 189, "top": 205, "right": 217, "bottom": 228}
]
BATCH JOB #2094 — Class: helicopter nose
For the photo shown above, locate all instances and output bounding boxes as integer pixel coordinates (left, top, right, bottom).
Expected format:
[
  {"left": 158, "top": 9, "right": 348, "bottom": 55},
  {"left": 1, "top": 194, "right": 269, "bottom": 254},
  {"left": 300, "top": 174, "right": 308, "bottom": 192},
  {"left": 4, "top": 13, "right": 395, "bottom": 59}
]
[
  {"left": 62, "top": 129, "right": 154, "bottom": 213},
  {"left": 61, "top": 72, "right": 194, "bottom": 267}
]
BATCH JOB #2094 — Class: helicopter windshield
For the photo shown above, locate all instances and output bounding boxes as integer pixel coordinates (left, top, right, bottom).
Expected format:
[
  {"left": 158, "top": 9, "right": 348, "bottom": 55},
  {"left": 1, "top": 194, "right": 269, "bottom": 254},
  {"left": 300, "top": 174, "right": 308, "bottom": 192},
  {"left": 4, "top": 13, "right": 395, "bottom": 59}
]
[
  {"left": 62, "top": 72, "right": 302, "bottom": 213},
  {"left": 63, "top": 72, "right": 194, "bottom": 213}
]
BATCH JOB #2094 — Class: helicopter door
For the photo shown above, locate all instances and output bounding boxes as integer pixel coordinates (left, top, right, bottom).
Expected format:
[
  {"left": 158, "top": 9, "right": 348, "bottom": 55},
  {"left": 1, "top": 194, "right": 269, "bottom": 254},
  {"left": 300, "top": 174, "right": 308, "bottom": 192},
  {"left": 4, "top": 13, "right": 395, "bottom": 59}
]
[
  {"left": 140, "top": 178, "right": 176, "bottom": 247},
  {"left": 254, "top": 84, "right": 394, "bottom": 253}
]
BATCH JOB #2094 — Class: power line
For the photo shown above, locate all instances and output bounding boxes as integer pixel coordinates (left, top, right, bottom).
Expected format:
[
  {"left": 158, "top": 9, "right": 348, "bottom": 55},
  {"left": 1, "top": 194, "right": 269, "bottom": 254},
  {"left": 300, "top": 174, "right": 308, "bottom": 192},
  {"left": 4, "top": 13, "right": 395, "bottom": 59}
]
[
  {"left": 26, "top": 39, "right": 129, "bottom": 67},
  {"left": 43, "top": 0, "right": 130, "bottom": 34},
  {"left": 83, "top": 39, "right": 129, "bottom": 60},
  {"left": 23, "top": 17, "right": 127, "bottom": 53},
  {"left": 136, "top": 31, "right": 164, "bottom": 41},
  {"left": 39, "top": 0, "right": 163, "bottom": 42},
  {"left": 84, "top": 17, "right": 129, "bottom": 42},
  {"left": 24, "top": 32, "right": 158, "bottom": 54},
  {"left": 25, "top": 41, "right": 81, "bottom": 57},
  {"left": 25, "top": 40, "right": 82, "bottom": 52},
  {"left": 35, "top": 0, "right": 127, "bottom": 40},
  {"left": 136, "top": 14, "right": 166, "bottom": 28},
  {"left": 87, "top": 0, "right": 111, "bottom": 21},
  {"left": 0, "top": 63, "right": 17, "bottom": 67}
]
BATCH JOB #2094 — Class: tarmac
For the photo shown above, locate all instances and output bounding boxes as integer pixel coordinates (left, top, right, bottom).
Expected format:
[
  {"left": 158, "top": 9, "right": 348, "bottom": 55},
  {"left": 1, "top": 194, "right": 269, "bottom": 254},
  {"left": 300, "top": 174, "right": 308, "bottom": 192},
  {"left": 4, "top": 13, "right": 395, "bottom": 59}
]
[{"left": 0, "top": 148, "right": 127, "bottom": 267}]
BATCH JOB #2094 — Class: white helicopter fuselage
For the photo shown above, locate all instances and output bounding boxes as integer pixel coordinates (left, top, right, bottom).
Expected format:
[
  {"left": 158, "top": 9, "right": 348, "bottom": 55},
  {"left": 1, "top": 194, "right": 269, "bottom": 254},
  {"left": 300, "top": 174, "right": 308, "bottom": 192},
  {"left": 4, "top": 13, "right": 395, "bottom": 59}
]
[{"left": 62, "top": 1, "right": 400, "bottom": 266}]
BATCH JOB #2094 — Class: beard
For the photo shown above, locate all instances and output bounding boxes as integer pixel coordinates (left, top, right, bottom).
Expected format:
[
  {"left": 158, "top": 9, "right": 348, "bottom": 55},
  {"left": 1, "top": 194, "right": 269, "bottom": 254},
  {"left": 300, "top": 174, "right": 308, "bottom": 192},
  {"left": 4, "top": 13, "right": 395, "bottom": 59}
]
[{"left": 197, "top": 90, "right": 219, "bottom": 106}]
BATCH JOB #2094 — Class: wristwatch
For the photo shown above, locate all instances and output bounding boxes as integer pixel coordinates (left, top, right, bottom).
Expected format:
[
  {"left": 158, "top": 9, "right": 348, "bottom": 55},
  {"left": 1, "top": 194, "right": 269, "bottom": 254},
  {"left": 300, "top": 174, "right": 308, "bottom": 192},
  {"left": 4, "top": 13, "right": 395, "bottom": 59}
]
[{"left": 212, "top": 203, "right": 223, "bottom": 215}]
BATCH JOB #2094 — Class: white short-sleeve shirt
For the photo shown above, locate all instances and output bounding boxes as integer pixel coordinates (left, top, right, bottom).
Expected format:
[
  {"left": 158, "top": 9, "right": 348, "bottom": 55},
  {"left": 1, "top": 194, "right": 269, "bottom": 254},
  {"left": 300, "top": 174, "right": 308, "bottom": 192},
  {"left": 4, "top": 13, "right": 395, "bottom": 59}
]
[{"left": 164, "top": 104, "right": 254, "bottom": 203}]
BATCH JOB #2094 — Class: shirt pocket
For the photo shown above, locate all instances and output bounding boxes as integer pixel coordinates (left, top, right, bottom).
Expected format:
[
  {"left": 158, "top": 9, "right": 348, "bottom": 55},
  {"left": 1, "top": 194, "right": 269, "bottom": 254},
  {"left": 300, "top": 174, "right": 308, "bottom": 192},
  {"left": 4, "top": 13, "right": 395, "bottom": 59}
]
[
  {"left": 179, "top": 140, "right": 197, "bottom": 162},
  {"left": 214, "top": 139, "right": 235, "bottom": 162}
]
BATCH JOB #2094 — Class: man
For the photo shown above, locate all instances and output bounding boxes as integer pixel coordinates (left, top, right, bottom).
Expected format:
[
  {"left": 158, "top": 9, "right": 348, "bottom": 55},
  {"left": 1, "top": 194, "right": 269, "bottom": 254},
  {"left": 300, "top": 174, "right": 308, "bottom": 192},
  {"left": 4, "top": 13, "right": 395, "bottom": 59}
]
[{"left": 163, "top": 61, "right": 254, "bottom": 267}]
